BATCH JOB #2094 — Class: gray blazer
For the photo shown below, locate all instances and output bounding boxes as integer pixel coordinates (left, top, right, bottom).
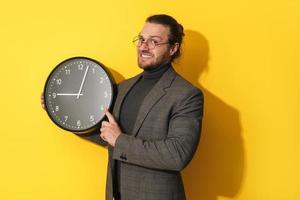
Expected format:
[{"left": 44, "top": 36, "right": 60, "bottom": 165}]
[
  {"left": 106, "top": 67, "right": 204, "bottom": 200},
  {"left": 80, "top": 66, "right": 203, "bottom": 200}
]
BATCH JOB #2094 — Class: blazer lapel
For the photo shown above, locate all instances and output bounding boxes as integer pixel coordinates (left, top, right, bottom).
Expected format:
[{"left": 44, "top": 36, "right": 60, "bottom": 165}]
[{"left": 131, "top": 67, "right": 176, "bottom": 136}]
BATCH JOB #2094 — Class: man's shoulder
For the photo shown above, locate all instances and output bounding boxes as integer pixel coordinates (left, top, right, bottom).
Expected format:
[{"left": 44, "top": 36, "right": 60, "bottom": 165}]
[
  {"left": 171, "top": 71, "right": 202, "bottom": 95},
  {"left": 165, "top": 70, "right": 204, "bottom": 111}
]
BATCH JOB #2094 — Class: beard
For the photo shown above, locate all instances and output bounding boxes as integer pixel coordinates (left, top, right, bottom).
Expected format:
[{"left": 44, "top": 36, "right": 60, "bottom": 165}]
[{"left": 137, "top": 50, "right": 171, "bottom": 70}]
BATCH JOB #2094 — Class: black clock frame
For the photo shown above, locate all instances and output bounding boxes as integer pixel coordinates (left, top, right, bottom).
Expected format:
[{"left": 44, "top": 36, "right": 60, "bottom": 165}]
[{"left": 43, "top": 56, "right": 116, "bottom": 134}]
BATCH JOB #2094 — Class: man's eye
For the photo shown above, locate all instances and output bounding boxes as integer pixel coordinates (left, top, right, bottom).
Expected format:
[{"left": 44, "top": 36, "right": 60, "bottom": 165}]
[
  {"left": 139, "top": 37, "right": 145, "bottom": 42},
  {"left": 150, "top": 40, "right": 159, "bottom": 45}
]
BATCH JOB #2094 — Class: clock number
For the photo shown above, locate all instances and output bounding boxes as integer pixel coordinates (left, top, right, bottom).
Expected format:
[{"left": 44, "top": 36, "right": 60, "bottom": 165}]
[
  {"left": 52, "top": 92, "right": 56, "bottom": 99},
  {"left": 55, "top": 106, "right": 59, "bottom": 112},
  {"left": 104, "top": 92, "right": 108, "bottom": 98},
  {"left": 92, "top": 68, "right": 95, "bottom": 74},
  {"left": 100, "top": 77, "right": 104, "bottom": 84},
  {"left": 56, "top": 79, "right": 62, "bottom": 85},
  {"left": 78, "top": 64, "right": 84, "bottom": 70},
  {"left": 65, "top": 69, "right": 71, "bottom": 75},
  {"left": 64, "top": 115, "right": 68, "bottom": 122},
  {"left": 90, "top": 115, "right": 94, "bottom": 122},
  {"left": 77, "top": 120, "right": 81, "bottom": 126}
]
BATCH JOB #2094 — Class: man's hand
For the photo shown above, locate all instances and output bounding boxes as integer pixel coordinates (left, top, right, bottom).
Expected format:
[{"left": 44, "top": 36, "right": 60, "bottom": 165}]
[{"left": 100, "top": 109, "right": 122, "bottom": 147}]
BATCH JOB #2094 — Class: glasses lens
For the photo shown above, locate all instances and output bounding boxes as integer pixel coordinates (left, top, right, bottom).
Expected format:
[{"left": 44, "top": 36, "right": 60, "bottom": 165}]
[
  {"left": 147, "top": 39, "right": 156, "bottom": 49},
  {"left": 132, "top": 36, "right": 162, "bottom": 49},
  {"left": 133, "top": 37, "right": 140, "bottom": 47}
]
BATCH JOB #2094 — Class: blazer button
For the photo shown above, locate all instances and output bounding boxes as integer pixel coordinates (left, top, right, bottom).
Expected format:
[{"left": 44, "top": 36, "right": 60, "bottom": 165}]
[{"left": 120, "top": 153, "right": 127, "bottom": 160}]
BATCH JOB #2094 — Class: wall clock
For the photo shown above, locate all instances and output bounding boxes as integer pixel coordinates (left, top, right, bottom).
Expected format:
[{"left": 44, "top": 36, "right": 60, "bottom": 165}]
[{"left": 44, "top": 57, "right": 115, "bottom": 134}]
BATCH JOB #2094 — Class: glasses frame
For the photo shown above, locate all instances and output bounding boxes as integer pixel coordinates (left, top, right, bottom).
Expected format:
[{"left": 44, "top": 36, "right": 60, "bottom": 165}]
[{"left": 132, "top": 36, "right": 170, "bottom": 49}]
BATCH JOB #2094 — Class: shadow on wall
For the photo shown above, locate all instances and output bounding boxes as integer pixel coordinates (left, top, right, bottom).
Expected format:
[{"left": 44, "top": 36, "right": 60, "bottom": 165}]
[{"left": 175, "top": 30, "right": 245, "bottom": 200}]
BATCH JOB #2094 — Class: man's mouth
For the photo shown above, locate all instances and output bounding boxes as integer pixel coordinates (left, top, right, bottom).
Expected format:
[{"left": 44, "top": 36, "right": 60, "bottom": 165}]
[{"left": 140, "top": 53, "right": 152, "bottom": 58}]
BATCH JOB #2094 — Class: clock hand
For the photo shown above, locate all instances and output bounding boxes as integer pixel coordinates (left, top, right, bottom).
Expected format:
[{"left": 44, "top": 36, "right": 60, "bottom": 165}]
[
  {"left": 77, "top": 65, "right": 89, "bottom": 99},
  {"left": 57, "top": 93, "right": 83, "bottom": 96}
]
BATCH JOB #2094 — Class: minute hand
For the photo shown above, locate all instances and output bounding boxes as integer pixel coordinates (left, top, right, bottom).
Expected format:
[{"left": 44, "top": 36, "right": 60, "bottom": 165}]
[{"left": 77, "top": 65, "right": 89, "bottom": 99}]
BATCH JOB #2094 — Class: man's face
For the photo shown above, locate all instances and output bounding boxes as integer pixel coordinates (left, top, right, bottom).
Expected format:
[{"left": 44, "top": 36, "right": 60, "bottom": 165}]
[{"left": 137, "top": 22, "right": 176, "bottom": 70}]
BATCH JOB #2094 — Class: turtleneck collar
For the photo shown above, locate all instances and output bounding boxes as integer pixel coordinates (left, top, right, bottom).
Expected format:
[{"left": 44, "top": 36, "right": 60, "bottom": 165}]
[{"left": 142, "top": 62, "right": 171, "bottom": 80}]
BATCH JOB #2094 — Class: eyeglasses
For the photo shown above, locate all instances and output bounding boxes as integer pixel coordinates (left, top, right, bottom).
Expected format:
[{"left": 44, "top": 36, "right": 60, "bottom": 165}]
[{"left": 132, "top": 36, "right": 170, "bottom": 49}]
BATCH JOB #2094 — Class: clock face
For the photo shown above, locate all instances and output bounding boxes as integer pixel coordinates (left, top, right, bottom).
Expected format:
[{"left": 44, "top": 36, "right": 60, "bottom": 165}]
[{"left": 44, "top": 57, "right": 115, "bottom": 134}]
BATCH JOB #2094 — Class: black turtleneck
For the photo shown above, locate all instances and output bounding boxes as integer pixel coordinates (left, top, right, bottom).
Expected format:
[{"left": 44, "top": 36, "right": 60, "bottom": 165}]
[
  {"left": 119, "top": 62, "right": 171, "bottom": 135},
  {"left": 114, "top": 62, "right": 170, "bottom": 199}
]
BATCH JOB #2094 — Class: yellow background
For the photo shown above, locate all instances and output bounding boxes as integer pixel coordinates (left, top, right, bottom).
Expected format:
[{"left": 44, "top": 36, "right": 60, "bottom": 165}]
[{"left": 0, "top": 0, "right": 299, "bottom": 199}]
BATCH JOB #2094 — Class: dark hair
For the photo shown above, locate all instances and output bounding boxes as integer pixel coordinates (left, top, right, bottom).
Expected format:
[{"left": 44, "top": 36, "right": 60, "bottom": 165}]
[{"left": 146, "top": 14, "right": 184, "bottom": 61}]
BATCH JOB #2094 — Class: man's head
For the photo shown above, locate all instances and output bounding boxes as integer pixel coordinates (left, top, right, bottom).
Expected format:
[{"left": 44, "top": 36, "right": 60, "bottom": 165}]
[{"left": 135, "top": 14, "right": 184, "bottom": 70}]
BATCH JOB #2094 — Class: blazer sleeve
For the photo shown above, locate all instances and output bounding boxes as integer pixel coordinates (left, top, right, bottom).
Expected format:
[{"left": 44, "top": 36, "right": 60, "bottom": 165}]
[{"left": 112, "top": 88, "right": 204, "bottom": 171}]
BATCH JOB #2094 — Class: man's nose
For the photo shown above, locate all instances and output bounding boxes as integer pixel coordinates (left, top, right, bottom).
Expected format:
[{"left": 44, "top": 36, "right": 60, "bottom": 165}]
[{"left": 139, "top": 41, "right": 149, "bottom": 50}]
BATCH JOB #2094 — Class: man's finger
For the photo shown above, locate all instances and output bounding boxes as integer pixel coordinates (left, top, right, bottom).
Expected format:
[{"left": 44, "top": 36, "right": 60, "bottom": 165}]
[
  {"left": 101, "top": 121, "right": 110, "bottom": 127},
  {"left": 100, "top": 133, "right": 106, "bottom": 141},
  {"left": 105, "top": 109, "right": 116, "bottom": 124},
  {"left": 100, "top": 127, "right": 106, "bottom": 132}
]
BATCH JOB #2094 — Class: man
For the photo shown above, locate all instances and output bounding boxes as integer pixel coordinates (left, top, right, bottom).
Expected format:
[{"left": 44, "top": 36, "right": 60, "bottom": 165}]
[
  {"left": 42, "top": 14, "right": 203, "bottom": 200},
  {"left": 99, "top": 14, "right": 204, "bottom": 200}
]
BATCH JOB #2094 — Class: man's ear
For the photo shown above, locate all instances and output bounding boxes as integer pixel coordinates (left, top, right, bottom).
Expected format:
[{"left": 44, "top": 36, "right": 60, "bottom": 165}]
[{"left": 169, "top": 43, "right": 179, "bottom": 56}]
